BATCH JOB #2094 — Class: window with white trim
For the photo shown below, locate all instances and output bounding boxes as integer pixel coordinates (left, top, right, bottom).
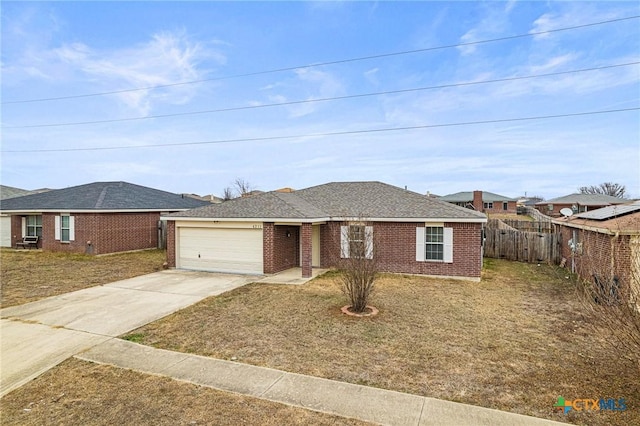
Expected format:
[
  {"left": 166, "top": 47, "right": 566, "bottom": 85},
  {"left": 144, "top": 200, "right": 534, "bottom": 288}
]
[
  {"left": 503, "top": 202, "right": 508, "bottom": 211},
  {"left": 25, "top": 215, "right": 43, "bottom": 237},
  {"left": 61, "top": 215, "right": 71, "bottom": 242},
  {"left": 483, "top": 202, "right": 493, "bottom": 209},
  {"left": 55, "top": 215, "right": 75, "bottom": 242},
  {"left": 340, "top": 224, "right": 373, "bottom": 259},
  {"left": 416, "top": 226, "right": 453, "bottom": 263},
  {"left": 425, "top": 226, "right": 444, "bottom": 260}
]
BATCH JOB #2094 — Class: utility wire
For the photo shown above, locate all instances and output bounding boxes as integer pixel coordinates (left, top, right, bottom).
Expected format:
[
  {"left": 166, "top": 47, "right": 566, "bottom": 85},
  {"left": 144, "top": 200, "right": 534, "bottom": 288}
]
[
  {"left": 4, "top": 61, "right": 638, "bottom": 129},
  {"left": 3, "top": 15, "right": 638, "bottom": 105},
  {"left": 3, "top": 107, "right": 637, "bottom": 153}
]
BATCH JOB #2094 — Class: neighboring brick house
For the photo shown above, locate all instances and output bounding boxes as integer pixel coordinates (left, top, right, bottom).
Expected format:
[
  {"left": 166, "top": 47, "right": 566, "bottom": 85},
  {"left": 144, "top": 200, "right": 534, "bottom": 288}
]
[
  {"left": 438, "top": 190, "right": 517, "bottom": 214},
  {"left": 535, "top": 193, "right": 625, "bottom": 218},
  {"left": 164, "top": 182, "right": 487, "bottom": 281},
  {"left": 554, "top": 203, "right": 640, "bottom": 298},
  {"left": 0, "top": 182, "right": 209, "bottom": 254}
]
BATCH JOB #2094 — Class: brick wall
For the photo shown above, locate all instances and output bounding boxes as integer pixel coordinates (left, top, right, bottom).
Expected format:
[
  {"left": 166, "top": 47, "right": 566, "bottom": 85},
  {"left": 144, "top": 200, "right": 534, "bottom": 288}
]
[
  {"left": 264, "top": 224, "right": 300, "bottom": 274},
  {"left": 166, "top": 221, "right": 176, "bottom": 267},
  {"left": 301, "top": 223, "right": 312, "bottom": 277},
  {"left": 12, "top": 212, "right": 160, "bottom": 255},
  {"left": 320, "top": 221, "right": 483, "bottom": 279},
  {"left": 483, "top": 200, "right": 518, "bottom": 214},
  {"left": 472, "top": 191, "right": 483, "bottom": 212},
  {"left": 559, "top": 225, "right": 631, "bottom": 287}
]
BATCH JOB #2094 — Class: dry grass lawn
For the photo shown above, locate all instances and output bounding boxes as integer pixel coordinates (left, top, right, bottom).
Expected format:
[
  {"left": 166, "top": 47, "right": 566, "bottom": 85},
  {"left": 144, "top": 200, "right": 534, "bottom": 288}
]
[
  {"left": 0, "top": 248, "right": 166, "bottom": 308},
  {"left": 0, "top": 358, "right": 368, "bottom": 425},
  {"left": 126, "top": 259, "right": 638, "bottom": 426}
]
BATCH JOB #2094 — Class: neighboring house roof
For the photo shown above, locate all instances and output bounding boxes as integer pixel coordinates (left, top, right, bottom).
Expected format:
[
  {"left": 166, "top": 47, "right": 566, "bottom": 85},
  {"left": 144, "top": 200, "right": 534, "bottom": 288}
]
[
  {"left": 535, "top": 193, "right": 626, "bottom": 206},
  {"left": 574, "top": 202, "right": 640, "bottom": 221},
  {"left": 183, "top": 193, "right": 224, "bottom": 203},
  {"left": 439, "top": 191, "right": 516, "bottom": 203},
  {"left": 275, "top": 187, "right": 295, "bottom": 193},
  {"left": 167, "top": 181, "right": 487, "bottom": 222},
  {"left": 0, "top": 185, "right": 47, "bottom": 200},
  {"left": 553, "top": 206, "right": 640, "bottom": 235},
  {"left": 0, "top": 181, "right": 210, "bottom": 212}
]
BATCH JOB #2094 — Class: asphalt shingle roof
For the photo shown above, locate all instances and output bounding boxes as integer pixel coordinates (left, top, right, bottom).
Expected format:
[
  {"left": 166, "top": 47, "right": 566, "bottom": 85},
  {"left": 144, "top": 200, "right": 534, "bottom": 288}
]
[
  {"left": 438, "top": 191, "right": 516, "bottom": 202},
  {"left": 0, "top": 182, "right": 210, "bottom": 211},
  {"left": 535, "top": 193, "right": 626, "bottom": 206},
  {"left": 170, "top": 181, "right": 486, "bottom": 221},
  {"left": 0, "top": 185, "right": 45, "bottom": 200}
]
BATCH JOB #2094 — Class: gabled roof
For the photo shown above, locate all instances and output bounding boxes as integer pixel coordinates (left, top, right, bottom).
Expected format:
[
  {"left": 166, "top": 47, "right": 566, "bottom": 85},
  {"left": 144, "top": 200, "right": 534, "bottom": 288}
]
[
  {"left": 0, "top": 181, "right": 210, "bottom": 212},
  {"left": 168, "top": 181, "right": 487, "bottom": 222},
  {"left": 536, "top": 193, "right": 626, "bottom": 206},
  {"left": 439, "top": 191, "right": 516, "bottom": 203}
]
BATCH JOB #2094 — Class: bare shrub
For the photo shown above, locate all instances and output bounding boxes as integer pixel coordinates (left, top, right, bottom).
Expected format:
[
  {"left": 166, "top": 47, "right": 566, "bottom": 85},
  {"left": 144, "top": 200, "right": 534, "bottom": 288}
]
[
  {"left": 336, "top": 221, "right": 378, "bottom": 313},
  {"left": 569, "top": 222, "right": 640, "bottom": 371}
]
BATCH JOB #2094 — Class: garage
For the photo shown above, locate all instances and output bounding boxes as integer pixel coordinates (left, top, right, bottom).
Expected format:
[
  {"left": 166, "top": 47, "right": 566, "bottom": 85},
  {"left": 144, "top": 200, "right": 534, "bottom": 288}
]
[
  {"left": 0, "top": 216, "right": 11, "bottom": 247},
  {"left": 177, "top": 226, "right": 263, "bottom": 274}
]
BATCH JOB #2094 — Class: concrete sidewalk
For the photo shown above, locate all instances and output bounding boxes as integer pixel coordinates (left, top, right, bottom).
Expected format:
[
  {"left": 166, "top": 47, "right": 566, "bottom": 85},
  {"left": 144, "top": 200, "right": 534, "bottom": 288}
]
[{"left": 77, "top": 339, "right": 566, "bottom": 426}]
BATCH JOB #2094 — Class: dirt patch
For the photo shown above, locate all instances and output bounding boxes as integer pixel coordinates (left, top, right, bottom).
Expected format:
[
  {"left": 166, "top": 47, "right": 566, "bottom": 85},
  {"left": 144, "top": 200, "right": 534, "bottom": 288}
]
[
  {"left": 0, "top": 358, "right": 368, "bottom": 425},
  {"left": 126, "top": 259, "right": 639, "bottom": 426},
  {"left": 0, "top": 249, "right": 166, "bottom": 308}
]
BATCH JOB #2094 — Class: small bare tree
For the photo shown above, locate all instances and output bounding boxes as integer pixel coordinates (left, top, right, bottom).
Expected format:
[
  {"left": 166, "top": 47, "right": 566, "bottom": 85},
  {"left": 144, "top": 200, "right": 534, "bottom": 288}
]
[
  {"left": 221, "top": 178, "right": 256, "bottom": 200},
  {"left": 571, "top": 223, "right": 640, "bottom": 371},
  {"left": 337, "top": 220, "right": 378, "bottom": 313},
  {"left": 234, "top": 178, "right": 255, "bottom": 197},
  {"left": 222, "top": 186, "right": 235, "bottom": 201},
  {"left": 579, "top": 182, "right": 627, "bottom": 198}
]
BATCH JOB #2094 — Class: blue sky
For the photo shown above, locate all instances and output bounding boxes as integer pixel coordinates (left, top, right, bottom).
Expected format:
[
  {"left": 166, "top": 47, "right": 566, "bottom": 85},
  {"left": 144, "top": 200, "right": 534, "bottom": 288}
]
[{"left": 2, "top": 1, "right": 639, "bottom": 199}]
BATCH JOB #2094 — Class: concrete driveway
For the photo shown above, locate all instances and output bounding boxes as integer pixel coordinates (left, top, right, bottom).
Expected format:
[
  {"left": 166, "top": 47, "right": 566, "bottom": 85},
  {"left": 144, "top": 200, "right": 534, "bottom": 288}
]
[{"left": 0, "top": 270, "right": 258, "bottom": 397}]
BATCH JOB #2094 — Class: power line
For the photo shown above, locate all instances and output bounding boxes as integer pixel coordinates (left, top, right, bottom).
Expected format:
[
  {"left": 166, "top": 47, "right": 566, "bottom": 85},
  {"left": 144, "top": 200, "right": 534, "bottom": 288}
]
[
  {"left": 3, "top": 15, "right": 638, "bottom": 105},
  {"left": 3, "top": 107, "right": 637, "bottom": 153},
  {"left": 4, "top": 61, "right": 638, "bottom": 129}
]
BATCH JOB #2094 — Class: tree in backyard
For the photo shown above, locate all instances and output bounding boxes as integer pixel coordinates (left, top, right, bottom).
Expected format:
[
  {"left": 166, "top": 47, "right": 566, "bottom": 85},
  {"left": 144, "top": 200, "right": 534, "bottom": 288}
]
[{"left": 578, "top": 182, "right": 627, "bottom": 198}]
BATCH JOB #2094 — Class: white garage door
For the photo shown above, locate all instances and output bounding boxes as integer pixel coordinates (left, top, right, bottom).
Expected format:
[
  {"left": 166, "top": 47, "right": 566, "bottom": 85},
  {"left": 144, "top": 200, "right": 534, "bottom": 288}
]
[
  {"left": 0, "top": 216, "right": 11, "bottom": 247},
  {"left": 178, "top": 227, "right": 263, "bottom": 274}
]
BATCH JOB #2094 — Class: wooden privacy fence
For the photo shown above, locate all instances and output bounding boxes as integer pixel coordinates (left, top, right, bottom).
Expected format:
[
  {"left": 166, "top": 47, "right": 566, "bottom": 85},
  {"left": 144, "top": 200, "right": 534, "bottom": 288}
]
[
  {"left": 484, "top": 228, "right": 561, "bottom": 263},
  {"left": 490, "top": 218, "right": 554, "bottom": 233}
]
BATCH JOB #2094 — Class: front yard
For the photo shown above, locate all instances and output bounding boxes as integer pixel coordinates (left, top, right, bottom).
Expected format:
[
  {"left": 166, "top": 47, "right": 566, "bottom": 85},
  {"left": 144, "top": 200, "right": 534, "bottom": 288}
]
[
  {"left": 0, "top": 250, "right": 636, "bottom": 425},
  {"left": 125, "top": 259, "right": 637, "bottom": 426},
  {"left": 0, "top": 248, "right": 166, "bottom": 307}
]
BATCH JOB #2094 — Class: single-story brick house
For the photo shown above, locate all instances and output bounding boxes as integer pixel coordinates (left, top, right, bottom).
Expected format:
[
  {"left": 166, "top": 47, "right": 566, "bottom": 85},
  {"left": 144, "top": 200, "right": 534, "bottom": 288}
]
[
  {"left": 163, "top": 181, "right": 488, "bottom": 281},
  {"left": 536, "top": 193, "right": 625, "bottom": 218},
  {"left": 554, "top": 202, "right": 640, "bottom": 297},
  {"left": 1, "top": 185, "right": 48, "bottom": 247},
  {"left": 0, "top": 181, "right": 210, "bottom": 254},
  {"left": 439, "top": 190, "right": 517, "bottom": 214}
]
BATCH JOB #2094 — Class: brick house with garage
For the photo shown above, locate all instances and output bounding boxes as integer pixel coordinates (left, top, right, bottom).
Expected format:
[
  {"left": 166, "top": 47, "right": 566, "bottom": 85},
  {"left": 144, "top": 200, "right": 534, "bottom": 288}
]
[
  {"left": 164, "top": 181, "right": 487, "bottom": 281},
  {"left": 0, "top": 181, "right": 210, "bottom": 254}
]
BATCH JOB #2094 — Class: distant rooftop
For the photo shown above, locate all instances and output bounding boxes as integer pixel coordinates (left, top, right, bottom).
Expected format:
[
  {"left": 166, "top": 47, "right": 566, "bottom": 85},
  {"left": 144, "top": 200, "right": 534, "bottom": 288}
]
[
  {"left": 439, "top": 191, "right": 516, "bottom": 203},
  {"left": 536, "top": 193, "right": 626, "bottom": 206}
]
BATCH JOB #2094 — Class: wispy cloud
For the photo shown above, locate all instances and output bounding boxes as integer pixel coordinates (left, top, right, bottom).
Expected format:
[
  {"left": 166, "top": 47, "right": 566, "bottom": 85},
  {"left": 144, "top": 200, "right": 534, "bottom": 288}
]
[
  {"left": 52, "top": 30, "right": 222, "bottom": 114},
  {"left": 529, "top": 4, "right": 626, "bottom": 40},
  {"left": 457, "top": 2, "right": 516, "bottom": 56},
  {"left": 260, "top": 68, "right": 344, "bottom": 118}
]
